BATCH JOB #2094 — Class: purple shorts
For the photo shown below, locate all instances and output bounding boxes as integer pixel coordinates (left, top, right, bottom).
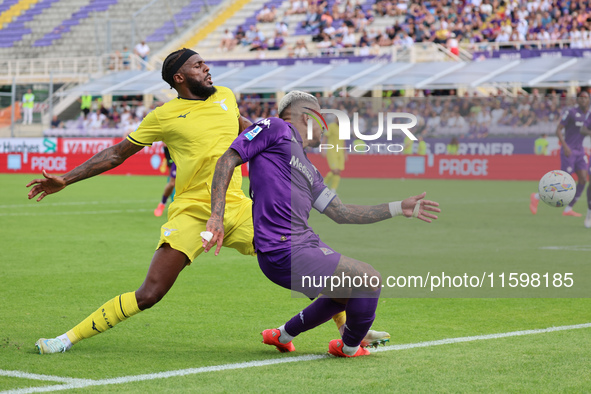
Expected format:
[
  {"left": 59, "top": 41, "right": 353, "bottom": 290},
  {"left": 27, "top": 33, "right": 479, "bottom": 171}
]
[
  {"left": 170, "top": 162, "right": 177, "bottom": 179},
  {"left": 257, "top": 240, "right": 341, "bottom": 298},
  {"left": 560, "top": 151, "right": 587, "bottom": 174}
]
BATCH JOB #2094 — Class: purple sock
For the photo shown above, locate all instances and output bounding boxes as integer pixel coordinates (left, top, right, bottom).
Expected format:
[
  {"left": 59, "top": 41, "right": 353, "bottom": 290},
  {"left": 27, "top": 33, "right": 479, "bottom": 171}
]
[
  {"left": 284, "top": 296, "right": 346, "bottom": 337},
  {"left": 341, "top": 288, "right": 381, "bottom": 347},
  {"left": 161, "top": 195, "right": 168, "bottom": 205},
  {"left": 587, "top": 182, "right": 591, "bottom": 210},
  {"left": 568, "top": 182, "right": 586, "bottom": 207}
]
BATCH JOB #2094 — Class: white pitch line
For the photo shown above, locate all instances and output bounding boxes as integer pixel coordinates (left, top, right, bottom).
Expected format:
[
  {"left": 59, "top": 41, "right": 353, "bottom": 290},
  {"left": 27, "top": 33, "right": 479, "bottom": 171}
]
[
  {"left": 540, "top": 246, "right": 591, "bottom": 252},
  {"left": 2, "top": 323, "right": 590, "bottom": 394},
  {"left": 0, "top": 200, "right": 153, "bottom": 209},
  {"left": 0, "top": 371, "right": 92, "bottom": 384},
  {"left": 372, "top": 322, "right": 591, "bottom": 352},
  {"left": 0, "top": 209, "right": 152, "bottom": 217}
]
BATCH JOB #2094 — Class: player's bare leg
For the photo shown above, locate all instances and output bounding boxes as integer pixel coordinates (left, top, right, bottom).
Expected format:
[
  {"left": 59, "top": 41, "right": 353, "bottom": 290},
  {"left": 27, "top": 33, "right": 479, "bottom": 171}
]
[
  {"left": 36, "top": 244, "right": 189, "bottom": 354},
  {"left": 155, "top": 178, "right": 176, "bottom": 217}
]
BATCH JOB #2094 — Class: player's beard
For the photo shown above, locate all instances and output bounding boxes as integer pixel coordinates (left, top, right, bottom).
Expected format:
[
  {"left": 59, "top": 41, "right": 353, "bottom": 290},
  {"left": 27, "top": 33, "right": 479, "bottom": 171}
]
[
  {"left": 187, "top": 77, "right": 217, "bottom": 99},
  {"left": 308, "top": 138, "right": 321, "bottom": 148}
]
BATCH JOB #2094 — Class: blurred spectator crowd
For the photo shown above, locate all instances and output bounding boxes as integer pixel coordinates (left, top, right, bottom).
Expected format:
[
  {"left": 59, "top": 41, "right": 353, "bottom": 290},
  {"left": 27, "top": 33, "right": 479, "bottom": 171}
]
[
  {"left": 237, "top": 89, "right": 581, "bottom": 139},
  {"left": 46, "top": 89, "right": 584, "bottom": 140},
  {"left": 46, "top": 98, "right": 158, "bottom": 137},
  {"left": 219, "top": 0, "right": 591, "bottom": 56}
]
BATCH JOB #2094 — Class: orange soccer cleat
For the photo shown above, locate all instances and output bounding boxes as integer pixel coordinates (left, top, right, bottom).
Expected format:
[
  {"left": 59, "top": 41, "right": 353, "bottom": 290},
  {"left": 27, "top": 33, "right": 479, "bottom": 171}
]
[
  {"left": 562, "top": 209, "right": 582, "bottom": 217},
  {"left": 154, "top": 203, "right": 166, "bottom": 217},
  {"left": 530, "top": 193, "right": 539, "bottom": 215},
  {"left": 328, "top": 339, "right": 370, "bottom": 358},
  {"left": 261, "top": 329, "right": 295, "bottom": 353}
]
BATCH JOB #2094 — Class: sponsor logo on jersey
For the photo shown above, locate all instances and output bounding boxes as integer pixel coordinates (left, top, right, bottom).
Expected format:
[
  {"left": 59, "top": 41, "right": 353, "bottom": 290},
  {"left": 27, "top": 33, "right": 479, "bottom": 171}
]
[{"left": 290, "top": 155, "right": 314, "bottom": 185}]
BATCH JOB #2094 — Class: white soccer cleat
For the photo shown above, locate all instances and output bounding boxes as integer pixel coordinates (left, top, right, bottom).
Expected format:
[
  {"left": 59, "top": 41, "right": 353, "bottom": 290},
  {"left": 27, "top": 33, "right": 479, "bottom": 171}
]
[
  {"left": 585, "top": 209, "right": 591, "bottom": 229},
  {"left": 360, "top": 329, "right": 390, "bottom": 348},
  {"left": 35, "top": 338, "right": 67, "bottom": 354}
]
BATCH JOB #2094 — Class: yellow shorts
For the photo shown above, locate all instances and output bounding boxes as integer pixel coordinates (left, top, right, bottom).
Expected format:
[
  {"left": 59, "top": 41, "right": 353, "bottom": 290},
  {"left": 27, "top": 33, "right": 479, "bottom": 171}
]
[
  {"left": 157, "top": 196, "right": 255, "bottom": 262},
  {"left": 327, "top": 153, "right": 345, "bottom": 171}
]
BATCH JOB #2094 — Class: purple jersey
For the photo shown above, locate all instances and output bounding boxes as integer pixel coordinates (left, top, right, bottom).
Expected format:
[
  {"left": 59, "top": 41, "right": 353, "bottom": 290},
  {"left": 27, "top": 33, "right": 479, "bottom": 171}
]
[
  {"left": 230, "top": 117, "right": 336, "bottom": 253},
  {"left": 560, "top": 106, "right": 587, "bottom": 154}
]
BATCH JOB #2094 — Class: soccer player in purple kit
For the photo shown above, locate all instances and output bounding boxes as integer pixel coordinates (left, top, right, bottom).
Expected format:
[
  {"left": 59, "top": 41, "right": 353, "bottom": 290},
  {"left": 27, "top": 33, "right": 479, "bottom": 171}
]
[
  {"left": 531, "top": 91, "right": 589, "bottom": 217},
  {"left": 204, "top": 91, "right": 440, "bottom": 357},
  {"left": 579, "top": 106, "right": 591, "bottom": 228}
]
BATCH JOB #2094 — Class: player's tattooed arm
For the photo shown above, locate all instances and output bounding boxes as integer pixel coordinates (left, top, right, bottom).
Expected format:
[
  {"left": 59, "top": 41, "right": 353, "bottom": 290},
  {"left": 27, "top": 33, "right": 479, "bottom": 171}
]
[
  {"left": 238, "top": 116, "right": 252, "bottom": 135},
  {"left": 27, "top": 139, "right": 143, "bottom": 202},
  {"left": 324, "top": 196, "right": 392, "bottom": 224},
  {"left": 63, "top": 139, "right": 143, "bottom": 185},
  {"left": 210, "top": 148, "right": 244, "bottom": 218},
  {"left": 324, "top": 193, "right": 440, "bottom": 224}
]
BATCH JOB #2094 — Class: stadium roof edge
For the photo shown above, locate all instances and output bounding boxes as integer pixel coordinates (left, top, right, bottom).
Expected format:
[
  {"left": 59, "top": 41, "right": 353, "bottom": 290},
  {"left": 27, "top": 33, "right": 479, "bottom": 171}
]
[{"left": 64, "top": 57, "right": 591, "bottom": 98}]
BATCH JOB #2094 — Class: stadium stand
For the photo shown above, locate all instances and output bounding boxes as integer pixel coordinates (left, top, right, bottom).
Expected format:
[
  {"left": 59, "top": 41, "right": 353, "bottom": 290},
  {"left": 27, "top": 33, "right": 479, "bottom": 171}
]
[
  {"left": 0, "top": 0, "right": 226, "bottom": 59},
  {"left": 0, "top": 0, "right": 36, "bottom": 29},
  {"left": 145, "top": 0, "right": 224, "bottom": 44},
  {"left": 33, "top": 0, "right": 119, "bottom": 48},
  {"left": 3, "top": 0, "right": 591, "bottom": 140}
]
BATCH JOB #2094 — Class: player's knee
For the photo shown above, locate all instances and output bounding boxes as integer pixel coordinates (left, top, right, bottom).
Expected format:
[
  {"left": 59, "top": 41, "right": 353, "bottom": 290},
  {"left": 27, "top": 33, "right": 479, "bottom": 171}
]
[
  {"left": 135, "top": 288, "right": 166, "bottom": 310},
  {"left": 367, "top": 270, "right": 382, "bottom": 291}
]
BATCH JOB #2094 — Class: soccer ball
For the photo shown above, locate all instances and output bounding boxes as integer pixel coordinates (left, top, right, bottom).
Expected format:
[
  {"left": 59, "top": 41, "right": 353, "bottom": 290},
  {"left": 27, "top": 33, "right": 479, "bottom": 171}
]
[{"left": 538, "top": 170, "right": 576, "bottom": 207}]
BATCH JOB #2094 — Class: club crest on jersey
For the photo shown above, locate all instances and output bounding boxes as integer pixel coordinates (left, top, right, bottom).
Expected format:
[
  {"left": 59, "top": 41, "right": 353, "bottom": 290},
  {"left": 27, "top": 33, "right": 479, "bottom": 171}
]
[
  {"left": 163, "top": 227, "right": 178, "bottom": 236},
  {"left": 320, "top": 247, "right": 334, "bottom": 255},
  {"left": 213, "top": 99, "right": 228, "bottom": 111},
  {"left": 245, "top": 126, "right": 263, "bottom": 141}
]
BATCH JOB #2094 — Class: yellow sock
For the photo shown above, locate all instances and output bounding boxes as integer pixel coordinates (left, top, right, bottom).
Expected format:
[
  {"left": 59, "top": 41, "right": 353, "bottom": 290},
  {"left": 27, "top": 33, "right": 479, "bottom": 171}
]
[
  {"left": 67, "top": 292, "right": 141, "bottom": 344},
  {"left": 332, "top": 311, "right": 346, "bottom": 330},
  {"left": 331, "top": 175, "right": 341, "bottom": 191},
  {"left": 324, "top": 171, "right": 334, "bottom": 188}
]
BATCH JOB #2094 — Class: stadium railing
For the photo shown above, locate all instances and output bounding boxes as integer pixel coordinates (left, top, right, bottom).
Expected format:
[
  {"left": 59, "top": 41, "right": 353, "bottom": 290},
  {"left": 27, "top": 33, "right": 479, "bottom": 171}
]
[
  {"left": 461, "top": 38, "right": 580, "bottom": 53},
  {"left": 0, "top": 53, "right": 153, "bottom": 84}
]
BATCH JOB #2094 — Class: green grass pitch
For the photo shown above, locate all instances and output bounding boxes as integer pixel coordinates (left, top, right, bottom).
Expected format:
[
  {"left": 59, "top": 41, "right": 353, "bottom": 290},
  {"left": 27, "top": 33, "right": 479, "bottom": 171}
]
[{"left": 0, "top": 173, "right": 590, "bottom": 392}]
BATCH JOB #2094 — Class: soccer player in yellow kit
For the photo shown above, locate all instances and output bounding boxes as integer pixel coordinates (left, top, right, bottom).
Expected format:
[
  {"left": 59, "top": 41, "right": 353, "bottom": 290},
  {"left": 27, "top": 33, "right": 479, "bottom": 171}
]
[
  {"left": 27, "top": 49, "right": 256, "bottom": 354},
  {"left": 323, "top": 121, "right": 346, "bottom": 192},
  {"left": 27, "top": 49, "right": 388, "bottom": 354}
]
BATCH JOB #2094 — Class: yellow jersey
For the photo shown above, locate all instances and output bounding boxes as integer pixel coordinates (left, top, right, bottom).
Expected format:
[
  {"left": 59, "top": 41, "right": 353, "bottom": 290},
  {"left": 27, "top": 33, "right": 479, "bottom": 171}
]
[
  {"left": 325, "top": 122, "right": 345, "bottom": 152},
  {"left": 127, "top": 86, "right": 247, "bottom": 204}
]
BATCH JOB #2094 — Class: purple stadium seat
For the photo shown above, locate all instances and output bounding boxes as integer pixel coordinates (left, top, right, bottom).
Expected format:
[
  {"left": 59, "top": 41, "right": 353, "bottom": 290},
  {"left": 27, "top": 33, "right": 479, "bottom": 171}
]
[
  {"left": 33, "top": 0, "right": 118, "bottom": 46},
  {"left": 146, "top": 0, "right": 213, "bottom": 43},
  {"left": 2, "top": 0, "right": 60, "bottom": 47}
]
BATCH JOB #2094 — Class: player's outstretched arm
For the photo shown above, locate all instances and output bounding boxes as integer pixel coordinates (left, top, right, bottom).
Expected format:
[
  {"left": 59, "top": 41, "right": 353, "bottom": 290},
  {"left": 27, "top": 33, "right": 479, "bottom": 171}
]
[
  {"left": 324, "top": 191, "right": 440, "bottom": 224},
  {"left": 204, "top": 148, "right": 244, "bottom": 255},
  {"left": 581, "top": 125, "right": 591, "bottom": 136},
  {"left": 26, "top": 139, "right": 143, "bottom": 202}
]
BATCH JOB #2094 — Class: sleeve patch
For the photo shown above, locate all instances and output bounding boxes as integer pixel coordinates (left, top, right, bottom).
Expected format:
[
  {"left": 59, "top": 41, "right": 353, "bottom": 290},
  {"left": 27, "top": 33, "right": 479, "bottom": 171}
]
[
  {"left": 244, "top": 125, "right": 263, "bottom": 141},
  {"left": 313, "top": 187, "right": 337, "bottom": 213}
]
